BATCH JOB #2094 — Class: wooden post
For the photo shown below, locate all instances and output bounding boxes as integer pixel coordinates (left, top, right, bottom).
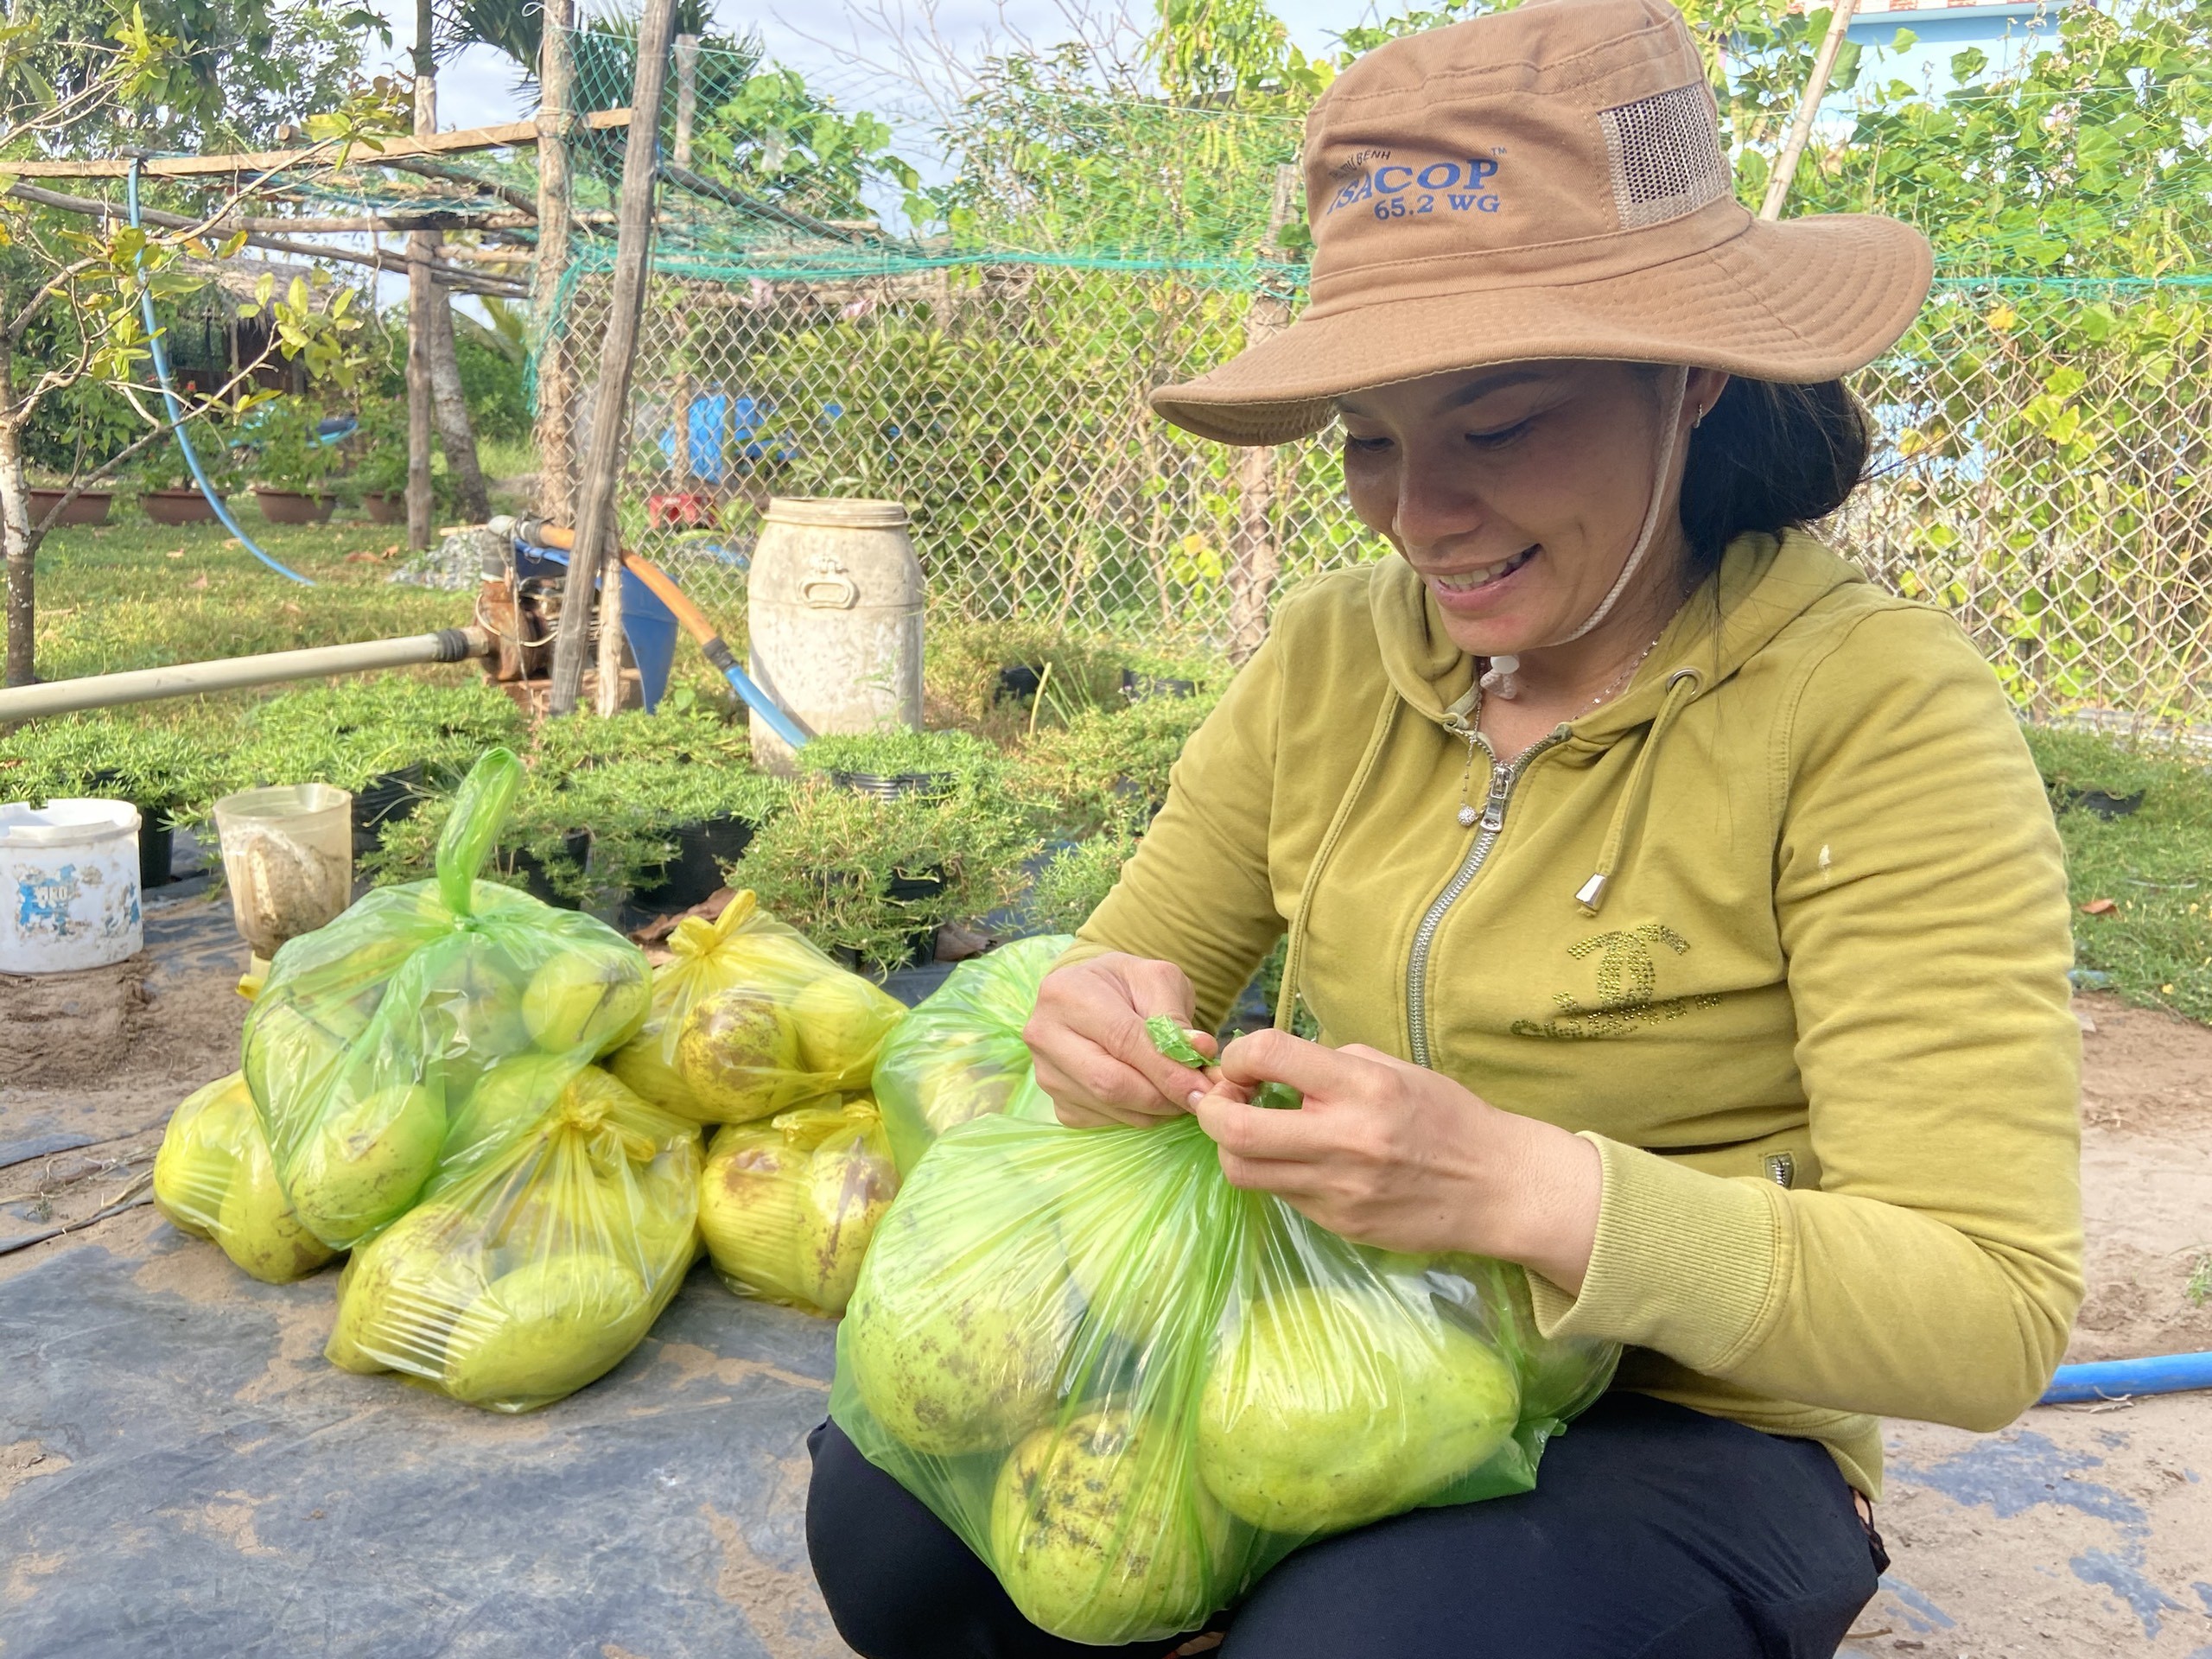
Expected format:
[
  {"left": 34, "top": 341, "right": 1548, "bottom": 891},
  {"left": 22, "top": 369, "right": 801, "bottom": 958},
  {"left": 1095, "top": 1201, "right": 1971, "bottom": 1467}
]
[
  {"left": 406, "top": 0, "right": 436, "bottom": 551},
  {"left": 548, "top": 0, "right": 678, "bottom": 717},
  {"left": 1224, "top": 163, "right": 1303, "bottom": 665},
  {"left": 533, "top": 0, "right": 577, "bottom": 524},
  {"left": 593, "top": 497, "right": 627, "bottom": 715},
  {"left": 673, "top": 35, "right": 700, "bottom": 169},
  {"left": 1759, "top": 0, "right": 1863, "bottom": 221}
]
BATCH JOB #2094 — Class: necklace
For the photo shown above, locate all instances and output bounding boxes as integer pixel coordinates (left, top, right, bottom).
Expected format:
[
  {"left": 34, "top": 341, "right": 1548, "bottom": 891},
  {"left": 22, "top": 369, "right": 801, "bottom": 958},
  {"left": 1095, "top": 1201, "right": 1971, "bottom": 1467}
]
[{"left": 1452, "top": 630, "right": 1667, "bottom": 827}]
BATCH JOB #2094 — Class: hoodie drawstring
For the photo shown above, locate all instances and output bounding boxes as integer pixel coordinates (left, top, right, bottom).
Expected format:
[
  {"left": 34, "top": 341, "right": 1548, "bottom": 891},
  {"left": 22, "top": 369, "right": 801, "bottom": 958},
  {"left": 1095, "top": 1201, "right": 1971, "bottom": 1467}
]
[
  {"left": 1276, "top": 685, "right": 1401, "bottom": 1033},
  {"left": 1574, "top": 665, "right": 1702, "bottom": 915}
]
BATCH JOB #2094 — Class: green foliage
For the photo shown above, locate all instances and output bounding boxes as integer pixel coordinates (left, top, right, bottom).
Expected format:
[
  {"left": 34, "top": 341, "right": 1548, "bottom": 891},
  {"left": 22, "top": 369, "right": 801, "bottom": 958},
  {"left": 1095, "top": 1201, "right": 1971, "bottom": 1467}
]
[
  {"left": 1027, "top": 830, "right": 1138, "bottom": 937},
  {"left": 0, "top": 715, "right": 223, "bottom": 820},
  {"left": 696, "top": 66, "right": 922, "bottom": 221},
  {"left": 134, "top": 422, "right": 245, "bottom": 495},
  {"left": 727, "top": 778, "right": 1040, "bottom": 970},
  {"left": 230, "top": 676, "right": 530, "bottom": 794},
  {"left": 1016, "top": 693, "right": 1220, "bottom": 839},
  {"left": 245, "top": 395, "right": 337, "bottom": 493},
  {"left": 453, "top": 319, "right": 533, "bottom": 443},
  {"left": 2028, "top": 724, "right": 2212, "bottom": 1023},
  {"left": 349, "top": 396, "right": 408, "bottom": 497},
  {"left": 795, "top": 728, "right": 1008, "bottom": 789}
]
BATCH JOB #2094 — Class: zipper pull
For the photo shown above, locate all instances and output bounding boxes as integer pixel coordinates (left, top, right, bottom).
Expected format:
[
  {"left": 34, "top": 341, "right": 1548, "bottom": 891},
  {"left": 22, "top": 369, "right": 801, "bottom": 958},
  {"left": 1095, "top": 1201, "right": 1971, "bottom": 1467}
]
[{"left": 1479, "top": 793, "right": 1506, "bottom": 833}]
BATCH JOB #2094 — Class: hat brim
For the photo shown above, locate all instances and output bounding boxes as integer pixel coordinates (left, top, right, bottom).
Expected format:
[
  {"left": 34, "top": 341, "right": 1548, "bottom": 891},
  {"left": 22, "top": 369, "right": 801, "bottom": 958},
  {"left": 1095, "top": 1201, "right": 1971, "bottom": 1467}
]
[{"left": 1150, "top": 213, "right": 1933, "bottom": 446}]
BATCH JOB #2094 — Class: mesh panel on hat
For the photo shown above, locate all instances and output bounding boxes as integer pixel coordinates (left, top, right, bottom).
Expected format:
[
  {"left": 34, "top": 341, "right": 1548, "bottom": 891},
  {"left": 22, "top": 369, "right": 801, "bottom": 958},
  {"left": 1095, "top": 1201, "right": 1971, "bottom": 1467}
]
[{"left": 1599, "top": 84, "right": 1729, "bottom": 230}]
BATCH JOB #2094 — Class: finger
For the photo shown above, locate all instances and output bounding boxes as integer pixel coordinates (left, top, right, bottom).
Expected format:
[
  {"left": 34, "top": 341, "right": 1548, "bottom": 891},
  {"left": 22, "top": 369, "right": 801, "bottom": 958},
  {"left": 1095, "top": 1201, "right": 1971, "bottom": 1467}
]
[
  {"left": 1099, "top": 1000, "right": 1215, "bottom": 1107},
  {"left": 1192, "top": 1089, "right": 1334, "bottom": 1164},
  {"left": 1216, "top": 1027, "right": 1391, "bottom": 1101},
  {"left": 1030, "top": 1031, "right": 1188, "bottom": 1119}
]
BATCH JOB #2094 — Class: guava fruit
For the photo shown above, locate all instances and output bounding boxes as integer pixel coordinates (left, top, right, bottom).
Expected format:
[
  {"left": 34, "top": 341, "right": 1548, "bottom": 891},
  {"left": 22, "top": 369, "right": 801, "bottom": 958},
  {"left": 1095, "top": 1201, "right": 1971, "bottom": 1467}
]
[
  {"left": 698, "top": 1121, "right": 810, "bottom": 1303},
  {"left": 284, "top": 1081, "right": 447, "bottom": 1246},
  {"left": 327, "top": 1202, "right": 483, "bottom": 1374},
  {"left": 153, "top": 1077, "right": 252, "bottom": 1236},
  {"left": 1196, "top": 1283, "right": 1521, "bottom": 1534},
  {"left": 441, "top": 1249, "right": 653, "bottom": 1408},
  {"left": 989, "top": 1408, "right": 1230, "bottom": 1644},
  {"left": 793, "top": 1120, "right": 899, "bottom": 1314},
  {"left": 674, "top": 987, "right": 801, "bottom": 1121},
  {"left": 413, "top": 944, "right": 532, "bottom": 1087},
  {"left": 913, "top": 1055, "right": 1020, "bottom": 1135},
  {"left": 842, "top": 1190, "right": 1072, "bottom": 1455},
  {"left": 790, "top": 973, "right": 902, "bottom": 1082},
  {"left": 242, "top": 1000, "right": 356, "bottom": 1124},
  {"left": 442, "top": 1052, "right": 572, "bottom": 1173},
  {"left": 523, "top": 952, "right": 650, "bottom": 1058},
  {"left": 1492, "top": 1262, "right": 1615, "bottom": 1421},
  {"left": 215, "top": 1132, "right": 337, "bottom": 1283}
]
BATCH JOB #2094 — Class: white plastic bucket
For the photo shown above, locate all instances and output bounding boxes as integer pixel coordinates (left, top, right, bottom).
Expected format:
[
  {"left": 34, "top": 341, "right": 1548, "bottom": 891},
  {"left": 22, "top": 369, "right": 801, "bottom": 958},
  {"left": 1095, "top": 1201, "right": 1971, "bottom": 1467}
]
[{"left": 0, "top": 798, "right": 145, "bottom": 974}]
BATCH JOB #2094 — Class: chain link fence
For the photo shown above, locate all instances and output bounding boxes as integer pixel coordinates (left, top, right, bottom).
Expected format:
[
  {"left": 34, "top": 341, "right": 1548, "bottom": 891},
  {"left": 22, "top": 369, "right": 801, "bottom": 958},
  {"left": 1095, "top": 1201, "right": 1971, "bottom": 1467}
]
[{"left": 550, "top": 250, "right": 2212, "bottom": 727}]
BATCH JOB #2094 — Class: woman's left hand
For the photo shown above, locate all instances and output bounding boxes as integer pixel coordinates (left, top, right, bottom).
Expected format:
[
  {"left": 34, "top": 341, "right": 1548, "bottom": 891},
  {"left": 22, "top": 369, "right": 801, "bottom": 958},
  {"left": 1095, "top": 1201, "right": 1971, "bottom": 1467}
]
[{"left": 1192, "top": 1029, "right": 1605, "bottom": 1296}]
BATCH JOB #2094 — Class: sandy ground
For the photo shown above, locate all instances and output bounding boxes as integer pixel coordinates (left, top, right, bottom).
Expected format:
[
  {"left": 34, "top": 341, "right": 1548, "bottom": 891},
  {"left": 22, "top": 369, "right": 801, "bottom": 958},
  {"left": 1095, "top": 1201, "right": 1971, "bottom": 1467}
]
[
  {"left": 4, "top": 902, "right": 2209, "bottom": 1657},
  {"left": 1843, "top": 995, "right": 2212, "bottom": 1659}
]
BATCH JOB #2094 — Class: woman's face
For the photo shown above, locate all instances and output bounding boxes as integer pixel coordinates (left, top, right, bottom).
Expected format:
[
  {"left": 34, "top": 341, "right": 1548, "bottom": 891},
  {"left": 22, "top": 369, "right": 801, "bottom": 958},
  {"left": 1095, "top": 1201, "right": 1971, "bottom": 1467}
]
[{"left": 1338, "top": 360, "right": 1723, "bottom": 660}]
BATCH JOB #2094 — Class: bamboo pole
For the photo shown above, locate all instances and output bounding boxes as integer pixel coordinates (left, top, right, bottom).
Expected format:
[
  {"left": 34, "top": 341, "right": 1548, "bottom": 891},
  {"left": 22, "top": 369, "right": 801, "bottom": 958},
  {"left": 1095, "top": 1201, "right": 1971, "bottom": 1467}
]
[
  {"left": 534, "top": 0, "right": 578, "bottom": 525},
  {"left": 548, "top": 0, "right": 677, "bottom": 717},
  {"left": 1759, "top": 0, "right": 1863, "bottom": 221},
  {"left": 406, "top": 0, "right": 436, "bottom": 552},
  {"left": 673, "top": 35, "right": 700, "bottom": 169},
  {"left": 2, "top": 109, "right": 632, "bottom": 178}
]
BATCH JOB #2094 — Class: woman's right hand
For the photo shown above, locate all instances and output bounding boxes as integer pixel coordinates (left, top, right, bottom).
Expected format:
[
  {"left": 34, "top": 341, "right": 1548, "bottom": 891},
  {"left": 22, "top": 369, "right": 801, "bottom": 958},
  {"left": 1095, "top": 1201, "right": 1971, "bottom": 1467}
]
[{"left": 1023, "top": 952, "right": 1219, "bottom": 1128}]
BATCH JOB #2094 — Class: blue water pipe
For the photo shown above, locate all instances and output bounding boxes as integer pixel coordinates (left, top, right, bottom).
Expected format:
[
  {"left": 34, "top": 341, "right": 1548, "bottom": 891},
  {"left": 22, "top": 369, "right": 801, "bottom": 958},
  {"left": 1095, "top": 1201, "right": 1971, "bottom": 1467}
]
[
  {"left": 125, "top": 158, "right": 314, "bottom": 587},
  {"left": 2038, "top": 1351, "right": 2212, "bottom": 1405}
]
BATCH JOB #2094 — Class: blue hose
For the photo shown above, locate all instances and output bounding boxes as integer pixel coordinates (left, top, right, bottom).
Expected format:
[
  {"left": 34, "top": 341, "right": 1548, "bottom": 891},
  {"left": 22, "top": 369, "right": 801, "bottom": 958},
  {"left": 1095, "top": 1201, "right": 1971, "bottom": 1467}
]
[
  {"left": 2038, "top": 1350, "right": 2212, "bottom": 1405},
  {"left": 125, "top": 159, "right": 313, "bottom": 586}
]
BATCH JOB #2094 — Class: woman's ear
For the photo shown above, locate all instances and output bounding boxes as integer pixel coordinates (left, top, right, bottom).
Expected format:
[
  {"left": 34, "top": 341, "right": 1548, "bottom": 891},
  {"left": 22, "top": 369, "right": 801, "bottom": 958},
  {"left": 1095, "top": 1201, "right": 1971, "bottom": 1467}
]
[{"left": 1687, "top": 368, "right": 1732, "bottom": 430}]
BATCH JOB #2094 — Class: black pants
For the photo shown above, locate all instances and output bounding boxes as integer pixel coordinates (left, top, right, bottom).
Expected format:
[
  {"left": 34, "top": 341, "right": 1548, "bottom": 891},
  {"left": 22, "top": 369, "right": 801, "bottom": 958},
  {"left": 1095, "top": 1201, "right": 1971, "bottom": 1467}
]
[{"left": 805, "top": 1393, "right": 1881, "bottom": 1659}]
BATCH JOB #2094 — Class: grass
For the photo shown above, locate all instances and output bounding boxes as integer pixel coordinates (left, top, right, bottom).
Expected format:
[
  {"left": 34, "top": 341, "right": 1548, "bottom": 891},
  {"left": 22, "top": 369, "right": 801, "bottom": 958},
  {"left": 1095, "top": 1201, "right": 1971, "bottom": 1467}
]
[{"left": 2024, "top": 725, "right": 2212, "bottom": 1023}]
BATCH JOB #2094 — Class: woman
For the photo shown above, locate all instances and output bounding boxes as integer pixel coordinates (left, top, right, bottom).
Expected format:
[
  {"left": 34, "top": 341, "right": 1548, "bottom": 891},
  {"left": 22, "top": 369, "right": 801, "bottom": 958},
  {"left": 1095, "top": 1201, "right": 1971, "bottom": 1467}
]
[{"left": 807, "top": 0, "right": 2083, "bottom": 1652}]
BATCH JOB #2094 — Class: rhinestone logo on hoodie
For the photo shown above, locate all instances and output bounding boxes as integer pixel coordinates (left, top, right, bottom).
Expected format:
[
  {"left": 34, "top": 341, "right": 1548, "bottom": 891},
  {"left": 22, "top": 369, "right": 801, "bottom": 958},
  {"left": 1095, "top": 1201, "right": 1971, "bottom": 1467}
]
[{"left": 1510, "top": 922, "right": 1721, "bottom": 1041}]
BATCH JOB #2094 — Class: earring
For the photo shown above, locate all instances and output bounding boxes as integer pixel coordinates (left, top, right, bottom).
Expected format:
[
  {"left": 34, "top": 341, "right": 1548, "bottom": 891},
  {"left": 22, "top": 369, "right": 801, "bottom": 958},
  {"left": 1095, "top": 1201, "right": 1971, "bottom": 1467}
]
[{"left": 1692, "top": 404, "right": 1707, "bottom": 430}]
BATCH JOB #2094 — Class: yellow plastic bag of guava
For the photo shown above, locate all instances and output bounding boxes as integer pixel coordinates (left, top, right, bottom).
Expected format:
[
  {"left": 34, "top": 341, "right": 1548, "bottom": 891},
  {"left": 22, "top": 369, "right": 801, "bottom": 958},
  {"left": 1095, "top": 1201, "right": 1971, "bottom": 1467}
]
[
  {"left": 698, "top": 1096, "right": 899, "bottom": 1314},
  {"left": 239, "top": 750, "right": 652, "bottom": 1251},
  {"left": 324, "top": 1060, "right": 701, "bottom": 1412},
  {"left": 152, "top": 1072, "right": 337, "bottom": 1284},
  {"left": 609, "top": 890, "right": 905, "bottom": 1125}
]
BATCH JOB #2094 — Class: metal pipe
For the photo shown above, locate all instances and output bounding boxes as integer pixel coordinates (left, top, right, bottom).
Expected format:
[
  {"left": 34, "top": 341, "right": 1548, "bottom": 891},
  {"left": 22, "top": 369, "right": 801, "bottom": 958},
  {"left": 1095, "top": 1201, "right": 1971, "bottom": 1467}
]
[{"left": 0, "top": 627, "right": 492, "bottom": 721}]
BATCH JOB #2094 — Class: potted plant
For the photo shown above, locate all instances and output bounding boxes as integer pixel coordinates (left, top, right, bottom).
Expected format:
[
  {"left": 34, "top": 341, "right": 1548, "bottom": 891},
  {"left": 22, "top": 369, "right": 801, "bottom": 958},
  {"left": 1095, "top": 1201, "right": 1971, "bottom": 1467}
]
[
  {"left": 231, "top": 676, "right": 531, "bottom": 853},
  {"left": 137, "top": 423, "right": 243, "bottom": 526},
  {"left": 347, "top": 397, "right": 407, "bottom": 524},
  {"left": 798, "top": 728, "right": 1011, "bottom": 804},
  {"left": 28, "top": 480, "right": 113, "bottom": 528},
  {"left": 727, "top": 777, "right": 1040, "bottom": 973},
  {"left": 247, "top": 395, "right": 338, "bottom": 524},
  {"left": 0, "top": 715, "right": 220, "bottom": 890}
]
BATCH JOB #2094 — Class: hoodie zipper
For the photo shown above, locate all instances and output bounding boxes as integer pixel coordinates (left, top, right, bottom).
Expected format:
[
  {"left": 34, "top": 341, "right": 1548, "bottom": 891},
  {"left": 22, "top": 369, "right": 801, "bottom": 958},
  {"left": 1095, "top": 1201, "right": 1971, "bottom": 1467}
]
[{"left": 1406, "top": 727, "right": 1568, "bottom": 1068}]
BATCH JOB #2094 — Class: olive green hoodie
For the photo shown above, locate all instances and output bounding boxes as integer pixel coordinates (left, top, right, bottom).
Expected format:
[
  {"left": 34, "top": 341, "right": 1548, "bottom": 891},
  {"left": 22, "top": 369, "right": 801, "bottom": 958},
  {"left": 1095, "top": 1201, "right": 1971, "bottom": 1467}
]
[{"left": 1072, "top": 530, "right": 2082, "bottom": 1495}]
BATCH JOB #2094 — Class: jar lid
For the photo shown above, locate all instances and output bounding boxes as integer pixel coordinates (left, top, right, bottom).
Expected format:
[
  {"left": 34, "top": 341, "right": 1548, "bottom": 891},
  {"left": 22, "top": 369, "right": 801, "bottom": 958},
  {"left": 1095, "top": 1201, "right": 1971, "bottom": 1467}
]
[{"left": 763, "top": 497, "right": 910, "bottom": 530}]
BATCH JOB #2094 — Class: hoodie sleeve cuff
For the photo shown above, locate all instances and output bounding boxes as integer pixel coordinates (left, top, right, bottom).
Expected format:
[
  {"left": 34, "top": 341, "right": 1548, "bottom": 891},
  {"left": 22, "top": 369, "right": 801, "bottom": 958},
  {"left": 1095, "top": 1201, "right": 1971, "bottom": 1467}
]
[{"left": 1525, "top": 1134, "right": 1789, "bottom": 1376}]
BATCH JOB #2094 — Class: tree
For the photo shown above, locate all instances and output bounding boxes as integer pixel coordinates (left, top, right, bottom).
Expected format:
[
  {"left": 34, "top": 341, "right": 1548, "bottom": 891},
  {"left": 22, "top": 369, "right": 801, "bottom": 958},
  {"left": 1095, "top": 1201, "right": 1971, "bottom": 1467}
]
[{"left": 0, "top": 5, "right": 373, "bottom": 687}]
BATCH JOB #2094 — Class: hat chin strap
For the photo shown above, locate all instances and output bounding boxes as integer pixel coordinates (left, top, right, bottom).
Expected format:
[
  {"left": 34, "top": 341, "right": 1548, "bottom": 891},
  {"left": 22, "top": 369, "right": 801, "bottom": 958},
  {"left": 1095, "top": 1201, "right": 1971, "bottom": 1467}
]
[{"left": 1480, "top": 364, "right": 1691, "bottom": 702}]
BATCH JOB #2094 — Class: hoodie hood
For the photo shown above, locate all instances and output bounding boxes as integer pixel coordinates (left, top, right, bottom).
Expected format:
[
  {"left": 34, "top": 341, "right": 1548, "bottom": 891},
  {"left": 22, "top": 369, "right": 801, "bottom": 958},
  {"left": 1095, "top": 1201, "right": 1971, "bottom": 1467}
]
[{"left": 1367, "top": 529, "right": 1872, "bottom": 736}]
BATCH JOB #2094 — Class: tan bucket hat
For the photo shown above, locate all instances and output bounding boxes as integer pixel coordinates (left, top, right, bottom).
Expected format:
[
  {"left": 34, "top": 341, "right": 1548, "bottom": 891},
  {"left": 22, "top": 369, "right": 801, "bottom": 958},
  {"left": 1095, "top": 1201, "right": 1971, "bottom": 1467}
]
[{"left": 1151, "top": 0, "right": 1932, "bottom": 446}]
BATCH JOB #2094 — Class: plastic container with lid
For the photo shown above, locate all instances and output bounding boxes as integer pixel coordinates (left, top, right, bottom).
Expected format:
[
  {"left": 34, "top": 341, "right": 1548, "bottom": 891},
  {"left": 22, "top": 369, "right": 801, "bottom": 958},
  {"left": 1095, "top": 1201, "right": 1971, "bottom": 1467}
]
[
  {"left": 0, "top": 798, "right": 144, "bottom": 973},
  {"left": 213, "top": 783, "right": 353, "bottom": 958}
]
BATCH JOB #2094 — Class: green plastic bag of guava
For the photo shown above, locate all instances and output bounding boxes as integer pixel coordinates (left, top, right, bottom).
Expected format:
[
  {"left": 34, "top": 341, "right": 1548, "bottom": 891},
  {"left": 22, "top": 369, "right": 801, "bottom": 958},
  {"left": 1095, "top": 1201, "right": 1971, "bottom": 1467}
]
[
  {"left": 240, "top": 749, "right": 652, "bottom": 1250},
  {"left": 869, "top": 934, "right": 1071, "bottom": 1173},
  {"left": 829, "top": 1112, "right": 1618, "bottom": 1647}
]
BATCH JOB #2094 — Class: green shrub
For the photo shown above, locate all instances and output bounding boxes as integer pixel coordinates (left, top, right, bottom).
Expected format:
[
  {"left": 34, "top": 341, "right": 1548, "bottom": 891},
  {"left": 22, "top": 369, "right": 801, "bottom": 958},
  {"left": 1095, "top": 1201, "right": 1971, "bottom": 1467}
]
[
  {"left": 1026, "top": 830, "right": 1137, "bottom": 937},
  {"left": 0, "top": 716, "right": 225, "bottom": 826},
  {"left": 230, "top": 676, "right": 529, "bottom": 795},
  {"left": 246, "top": 396, "right": 339, "bottom": 493},
  {"left": 728, "top": 776, "right": 1040, "bottom": 970},
  {"left": 1014, "top": 691, "right": 1218, "bottom": 838}
]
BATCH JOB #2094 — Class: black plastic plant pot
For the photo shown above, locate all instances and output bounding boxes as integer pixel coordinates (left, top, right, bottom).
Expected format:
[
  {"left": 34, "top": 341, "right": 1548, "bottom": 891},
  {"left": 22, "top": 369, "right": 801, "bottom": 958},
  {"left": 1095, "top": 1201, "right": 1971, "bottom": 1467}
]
[
  {"left": 352, "top": 764, "right": 427, "bottom": 855},
  {"left": 830, "top": 770, "right": 954, "bottom": 803},
  {"left": 504, "top": 831, "right": 591, "bottom": 910},
  {"left": 86, "top": 772, "right": 176, "bottom": 889},
  {"left": 633, "top": 816, "right": 759, "bottom": 914},
  {"left": 1122, "top": 670, "right": 1197, "bottom": 702},
  {"left": 885, "top": 867, "right": 949, "bottom": 969},
  {"left": 995, "top": 664, "right": 1046, "bottom": 704},
  {"left": 2069, "top": 787, "right": 2146, "bottom": 821}
]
